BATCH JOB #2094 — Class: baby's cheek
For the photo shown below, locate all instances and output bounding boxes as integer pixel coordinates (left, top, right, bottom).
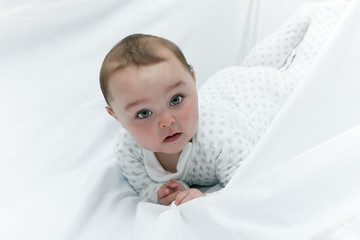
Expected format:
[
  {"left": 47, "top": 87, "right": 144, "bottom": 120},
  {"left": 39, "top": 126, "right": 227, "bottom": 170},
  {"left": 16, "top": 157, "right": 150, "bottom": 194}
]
[
  {"left": 182, "top": 102, "right": 199, "bottom": 128},
  {"left": 131, "top": 125, "right": 157, "bottom": 148},
  {"left": 181, "top": 104, "right": 192, "bottom": 122}
]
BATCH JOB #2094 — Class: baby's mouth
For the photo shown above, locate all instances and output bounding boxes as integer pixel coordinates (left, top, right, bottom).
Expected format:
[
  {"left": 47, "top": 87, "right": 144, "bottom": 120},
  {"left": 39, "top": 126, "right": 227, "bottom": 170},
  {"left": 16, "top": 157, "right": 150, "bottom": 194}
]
[{"left": 163, "top": 132, "right": 182, "bottom": 143}]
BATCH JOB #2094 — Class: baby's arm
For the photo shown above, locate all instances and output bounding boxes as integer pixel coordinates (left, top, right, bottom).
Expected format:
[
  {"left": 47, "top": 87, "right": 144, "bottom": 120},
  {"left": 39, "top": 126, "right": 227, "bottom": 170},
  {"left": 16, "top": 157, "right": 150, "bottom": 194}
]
[
  {"left": 117, "top": 146, "right": 190, "bottom": 203},
  {"left": 116, "top": 152, "right": 163, "bottom": 202},
  {"left": 215, "top": 135, "right": 248, "bottom": 188},
  {"left": 120, "top": 162, "right": 163, "bottom": 202},
  {"left": 115, "top": 133, "right": 197, "bottom": 204}
]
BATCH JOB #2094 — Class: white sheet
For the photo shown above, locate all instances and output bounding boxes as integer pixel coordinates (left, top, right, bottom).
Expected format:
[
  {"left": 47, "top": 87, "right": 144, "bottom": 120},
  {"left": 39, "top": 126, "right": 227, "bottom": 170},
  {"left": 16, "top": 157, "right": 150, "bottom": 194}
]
[{"left": 1, "top": 0, "right": 356, "bottom": 240}]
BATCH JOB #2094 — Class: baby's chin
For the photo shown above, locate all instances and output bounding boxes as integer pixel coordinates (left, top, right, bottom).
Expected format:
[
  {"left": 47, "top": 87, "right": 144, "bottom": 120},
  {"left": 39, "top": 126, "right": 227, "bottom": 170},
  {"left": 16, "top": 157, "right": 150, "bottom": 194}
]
[
  {"left": 165, "top": 142, "right": 192, "bottom": 155},
  {"left": 152, "top": 144, "right": 187, "bottom": 155},
  {"left": 141, "top": 145, "right": 181, "bottom": 154},
  {"left": 156, "top": 146, "right": 184, "bottom": 155}
]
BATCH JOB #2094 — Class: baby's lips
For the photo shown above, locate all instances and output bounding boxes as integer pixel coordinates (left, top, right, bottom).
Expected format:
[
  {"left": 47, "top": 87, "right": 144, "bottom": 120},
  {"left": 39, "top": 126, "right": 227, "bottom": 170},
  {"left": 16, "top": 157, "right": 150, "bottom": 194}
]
[
  {"left": 165, "top": 132, "right": 177, "bottom": 139},
  {"left": 163, "top": 132, "right": 182, "bottom": 143}
]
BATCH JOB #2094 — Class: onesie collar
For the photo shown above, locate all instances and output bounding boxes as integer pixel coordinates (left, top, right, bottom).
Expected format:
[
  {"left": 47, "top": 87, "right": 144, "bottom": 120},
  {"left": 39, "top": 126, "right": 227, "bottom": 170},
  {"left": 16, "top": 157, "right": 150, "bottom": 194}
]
[{"left": 143, "top": 142, "right": 193, "bottom": 182}]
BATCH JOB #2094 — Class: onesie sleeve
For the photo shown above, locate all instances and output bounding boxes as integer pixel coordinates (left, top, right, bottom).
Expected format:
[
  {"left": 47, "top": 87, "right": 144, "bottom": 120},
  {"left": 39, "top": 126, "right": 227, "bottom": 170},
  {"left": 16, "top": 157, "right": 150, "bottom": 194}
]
[
  {"left": 215, "top": 137, "right": 250, "bottom": 186},
  {"left": 114, "top": 133, "right": 163, "bottom": 203},
  {"left": 214, "top": 116, "right": 255, "bottom": 187}
]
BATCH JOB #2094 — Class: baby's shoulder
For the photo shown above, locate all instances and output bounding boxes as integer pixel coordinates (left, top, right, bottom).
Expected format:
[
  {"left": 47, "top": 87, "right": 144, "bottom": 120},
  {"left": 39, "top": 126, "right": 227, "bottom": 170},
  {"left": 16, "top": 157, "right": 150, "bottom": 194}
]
[{"left": 114, "top": 128, "right": 143, "bottom": 160}]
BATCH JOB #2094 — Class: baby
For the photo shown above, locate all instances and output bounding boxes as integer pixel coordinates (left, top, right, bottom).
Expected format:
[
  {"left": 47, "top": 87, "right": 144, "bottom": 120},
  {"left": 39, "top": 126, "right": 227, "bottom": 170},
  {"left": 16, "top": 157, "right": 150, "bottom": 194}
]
[{"left": 99, "top": 34, "right": 294, "bottom": 206}]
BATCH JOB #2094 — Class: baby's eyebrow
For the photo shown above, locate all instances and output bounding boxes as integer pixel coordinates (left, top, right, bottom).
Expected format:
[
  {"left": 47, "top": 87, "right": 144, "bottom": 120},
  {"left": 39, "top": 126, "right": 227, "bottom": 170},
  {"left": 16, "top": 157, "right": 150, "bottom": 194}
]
[
  {"left": 164, "top": 80, "right": 185, "bottom": 93},
  {"left": 125, "top": 81, "right": 185, "bottom": 111},
  {"left": 125, "top": 99, "right": 146, "bottom": 111}
]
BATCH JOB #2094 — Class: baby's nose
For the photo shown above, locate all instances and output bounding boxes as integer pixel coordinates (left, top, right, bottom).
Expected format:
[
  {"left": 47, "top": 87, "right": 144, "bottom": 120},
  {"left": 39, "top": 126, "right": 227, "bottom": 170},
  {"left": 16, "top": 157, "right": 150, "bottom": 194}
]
[{"left": 159, "top": 113, "right": 175, "bottom": 128}]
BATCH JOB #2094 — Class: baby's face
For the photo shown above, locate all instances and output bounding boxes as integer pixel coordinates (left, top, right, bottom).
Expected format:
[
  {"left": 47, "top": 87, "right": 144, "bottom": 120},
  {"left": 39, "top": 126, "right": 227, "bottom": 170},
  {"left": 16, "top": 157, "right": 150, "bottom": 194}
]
[{"left": 107, "top": 51, "right": 198, "bottom": 155}]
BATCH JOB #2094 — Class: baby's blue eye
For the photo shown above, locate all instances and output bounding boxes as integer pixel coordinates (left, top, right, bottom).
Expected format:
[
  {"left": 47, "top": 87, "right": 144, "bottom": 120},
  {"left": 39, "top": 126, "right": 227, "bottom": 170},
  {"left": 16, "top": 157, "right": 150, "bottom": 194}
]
[
  {"left": 170, "top": 96, "right": 183, "bottom": 106},
  {"left": 137, "top": 110, "right": 152, "bottom": 119}
]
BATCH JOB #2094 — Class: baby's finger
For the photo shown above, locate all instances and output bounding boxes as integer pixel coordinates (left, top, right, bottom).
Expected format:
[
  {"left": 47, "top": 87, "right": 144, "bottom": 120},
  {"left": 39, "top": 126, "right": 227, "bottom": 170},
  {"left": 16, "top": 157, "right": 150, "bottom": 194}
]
[
  {"left": 166, "top": 179, "right": 179, "bottom": 189},
  {"left": 157, "top": 187, "right": 170, "bottom": 199},
  {"left": 175, "top": 191, "right": 188, "bottom": 206},
  {"left": 169, "top": 182, "right": 178, "bottom": 189},
  {"left": 178, "top": 195, "right": 193, "bottom": 205},
  {"left": 175, "top": 189, "right": 206, "bottom": 205},
  {"left": 160, "top": 190, "right": 181, "bottom": 206}
]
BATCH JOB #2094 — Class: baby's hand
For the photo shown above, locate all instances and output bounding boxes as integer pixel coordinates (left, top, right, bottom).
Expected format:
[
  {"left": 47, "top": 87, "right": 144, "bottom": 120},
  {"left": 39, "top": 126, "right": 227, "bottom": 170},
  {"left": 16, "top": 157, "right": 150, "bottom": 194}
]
[
  {"left": 175, "top": 188, "right": 205, "bottom": 206},
  {"left": 157, "top": 179, "right": 186, "bottom": 206}
]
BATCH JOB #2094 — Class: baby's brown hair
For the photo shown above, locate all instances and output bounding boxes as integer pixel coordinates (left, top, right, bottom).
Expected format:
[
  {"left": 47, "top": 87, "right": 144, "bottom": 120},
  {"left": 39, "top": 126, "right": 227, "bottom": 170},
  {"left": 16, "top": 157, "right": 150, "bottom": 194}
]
[{"left": 99, "top": 34, "right": 193, "bottom": 106}]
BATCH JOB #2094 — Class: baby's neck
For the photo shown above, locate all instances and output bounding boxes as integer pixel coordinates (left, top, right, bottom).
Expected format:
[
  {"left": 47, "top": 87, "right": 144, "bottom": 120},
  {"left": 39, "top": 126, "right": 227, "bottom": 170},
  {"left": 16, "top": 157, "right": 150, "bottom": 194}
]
[{"left": 155, "top": 151, "right": 181, "bottom": 173}]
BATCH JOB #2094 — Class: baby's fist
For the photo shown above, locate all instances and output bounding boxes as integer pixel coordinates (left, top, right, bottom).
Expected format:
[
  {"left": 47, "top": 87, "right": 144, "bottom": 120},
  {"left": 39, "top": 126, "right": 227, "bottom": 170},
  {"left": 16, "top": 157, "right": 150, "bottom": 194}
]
[
  {"left": 175, "top": 188, "right": 205, "bottom": 206},
  {"left": 157, "top": 179, "right": 186, "bottom": 205}
]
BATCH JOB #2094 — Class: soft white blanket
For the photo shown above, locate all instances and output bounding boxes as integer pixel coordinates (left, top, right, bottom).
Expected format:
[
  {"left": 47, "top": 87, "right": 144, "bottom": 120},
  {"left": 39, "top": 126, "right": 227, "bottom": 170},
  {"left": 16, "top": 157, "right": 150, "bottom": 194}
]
[{"left": 1, "top": 0, "right": 359, "bottom": 240}]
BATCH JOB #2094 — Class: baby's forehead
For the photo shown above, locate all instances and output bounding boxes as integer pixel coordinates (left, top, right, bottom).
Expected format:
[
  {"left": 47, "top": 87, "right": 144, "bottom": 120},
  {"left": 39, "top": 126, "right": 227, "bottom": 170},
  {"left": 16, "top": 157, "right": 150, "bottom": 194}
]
[
  {"left": 109, "top": 49, "right": 187, "bottom": 89},
  {"left": 121, "top": 52, "right": 181, "bottom": 75}
]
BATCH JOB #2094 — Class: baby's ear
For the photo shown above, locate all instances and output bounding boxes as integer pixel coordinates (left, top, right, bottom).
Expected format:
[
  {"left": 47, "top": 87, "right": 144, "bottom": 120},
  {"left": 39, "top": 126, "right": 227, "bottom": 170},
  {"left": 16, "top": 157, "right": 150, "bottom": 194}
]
[
  {"left": 191, "top": 70, "right": 196, "bottom": 82},
  {"left": 105, "top": 106, "right": 118, "bottom": 120}
]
